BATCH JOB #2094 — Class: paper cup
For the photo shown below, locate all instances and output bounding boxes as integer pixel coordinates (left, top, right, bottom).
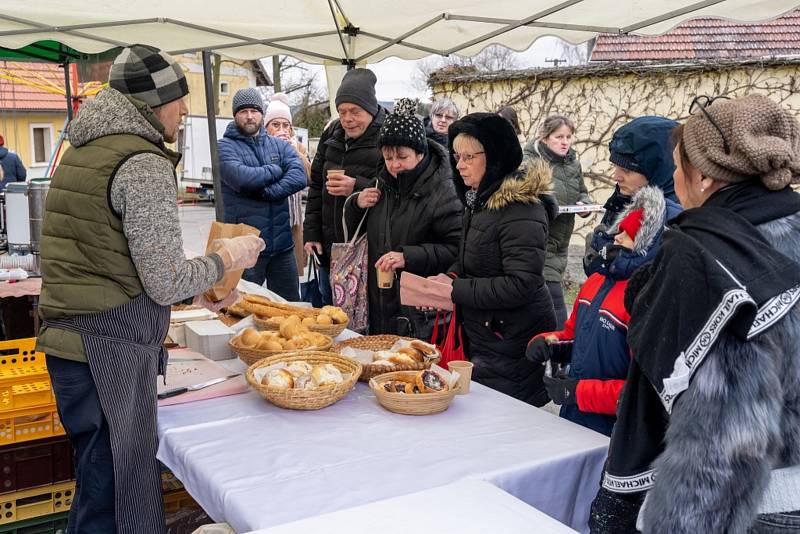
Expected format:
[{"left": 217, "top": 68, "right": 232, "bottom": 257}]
[
  {"left": 326, "top": 169, "right": 345, "bottom": 179},
  {"left": 377, "top": 267, "right": 394, "bottom": 289},
  {"left": 447, "top": 360, "right": 473, "bottom": 394}
]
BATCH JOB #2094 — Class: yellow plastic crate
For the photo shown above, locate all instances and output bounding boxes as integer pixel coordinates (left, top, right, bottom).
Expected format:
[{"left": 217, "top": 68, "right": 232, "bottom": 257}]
[
  {"left": 0, "top": 338, "right": 51, "bottom": 413},
  {"left": 0, "top": 404, "right": 64, "bottom": 446},
  {"left": 0, "top": 481, "right": 74, "bottom": 525}
]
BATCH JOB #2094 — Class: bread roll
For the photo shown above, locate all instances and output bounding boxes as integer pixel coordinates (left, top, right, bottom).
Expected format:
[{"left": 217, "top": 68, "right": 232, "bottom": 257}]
[
  {"left": 239, "top": 328, "right": 261, "bottom": 348},
  {"left": 258, "top": 338, "right": 283, "bottom": 351},
  {"left": 286, "top": 361, "right": 313, "bottom": 377},
  {"left": 264, "top": 368, "right": 294, "bottom": 389},
  {"left": 311, "top": 363, "right": 344, "bottom": 386},
  {"left": 302, "top": 317, "right": 317, "bottom": 327},
  {"left": 388, "top": 353, "right": 416, "bottom": 366},
  {"left": 371, "top": 359, "right": 394, "bottom": 367},
  {"left": 410, "top": 340, "right": 437, "bottom": 357},
  {"left": 397, "top": 347, "right": 424, "bottom": 363},
  {"left": 416, "top": 369, "right": 448, "bottom": 393},
  {"left": 315, "top": 313, "right": 333, "bottom": 325},
  {"left": 330, "top": 310, "right": 349, "bottom": 324},
  {"left": 294, "top": 373, "right": 314, "bottom": 389}
]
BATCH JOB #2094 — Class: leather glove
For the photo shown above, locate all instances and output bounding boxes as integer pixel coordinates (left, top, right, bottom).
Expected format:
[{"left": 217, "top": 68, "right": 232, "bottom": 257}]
[
  {"left": 193, "top": 289, "right": 239, "bottom": 313},
  {"left": 543, "top": 374, "right": 578, "bottom": 406},
  {"left": 211, "top": 235, "right": 265, "bottom": 271},
  {"left": 525, "top": 336, "right": 552, "bottom": 365}
]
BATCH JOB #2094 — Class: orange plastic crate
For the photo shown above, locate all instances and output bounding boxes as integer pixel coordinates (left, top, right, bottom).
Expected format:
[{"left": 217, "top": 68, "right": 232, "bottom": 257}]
[{"left": 0, "top": 481, "right": 74, "bottom": 525}]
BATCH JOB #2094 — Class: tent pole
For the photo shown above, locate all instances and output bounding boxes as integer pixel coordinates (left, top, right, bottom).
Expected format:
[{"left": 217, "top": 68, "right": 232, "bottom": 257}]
[
  {"left": 62, "top": 60, "right": 73, "bottom": 122},
  {"left": 202, "top": 50, "right": 224, "bottom": 222}
]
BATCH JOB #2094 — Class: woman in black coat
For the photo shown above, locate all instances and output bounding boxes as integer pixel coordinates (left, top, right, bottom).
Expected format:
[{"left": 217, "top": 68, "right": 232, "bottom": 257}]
[
  {"left": 433, "top": 113, "right": 557, "bottom": 406},
  {"left": 345, "top": 99, "right": 462, "bottom": 337}
]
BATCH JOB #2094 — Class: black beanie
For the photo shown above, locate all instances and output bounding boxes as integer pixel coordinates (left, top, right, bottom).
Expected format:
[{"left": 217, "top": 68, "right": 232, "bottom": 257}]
[
  {"left": 335, "top": 68, "right": 379, "bottom": 117},
  {"left": 378, "top": 98, "right": 427, "bottom": 154}
]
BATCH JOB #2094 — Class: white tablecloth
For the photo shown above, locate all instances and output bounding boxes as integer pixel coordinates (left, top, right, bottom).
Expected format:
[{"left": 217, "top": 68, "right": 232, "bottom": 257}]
[
  {"left": 246, "top": 479, "right": 578, "bottom": 534},
  {"left": 157, "top": 380, "right": 608, "bottom": 533}
]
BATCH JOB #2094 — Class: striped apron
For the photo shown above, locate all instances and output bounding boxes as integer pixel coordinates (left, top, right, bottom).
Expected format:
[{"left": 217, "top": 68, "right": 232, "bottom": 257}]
[{"left": 45, "top": 294, "right": 170, "bottom": 534}]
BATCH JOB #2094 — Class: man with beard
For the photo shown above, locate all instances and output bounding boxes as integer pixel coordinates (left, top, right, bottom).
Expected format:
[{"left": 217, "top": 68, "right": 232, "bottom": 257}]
[{"left": 218, "top": 88, "right": 307, "bottom": 300}]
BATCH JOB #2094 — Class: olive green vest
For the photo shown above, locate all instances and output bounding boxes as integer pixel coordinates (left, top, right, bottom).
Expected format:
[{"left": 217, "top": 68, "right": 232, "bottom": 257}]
[{"left": 37, "top": 134, "right": 176, "bottom": 362}]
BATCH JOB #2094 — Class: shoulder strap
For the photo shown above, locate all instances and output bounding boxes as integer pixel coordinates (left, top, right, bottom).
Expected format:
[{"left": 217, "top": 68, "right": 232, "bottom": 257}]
[{"left": 342, "top": 192, "right": 369, "bottom": 245}]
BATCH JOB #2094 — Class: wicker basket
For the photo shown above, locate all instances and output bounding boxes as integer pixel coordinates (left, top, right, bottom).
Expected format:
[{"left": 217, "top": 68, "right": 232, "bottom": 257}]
[
  {"left": 246, "top": 351, "right": 362, "bottom": 410},
  {"left": 229, "top": 336, "right": 333, "bottom": 366},
  {"left": 332, "top": 335, "right": 440, "bottom": 381},
  {"left": 369, "top": 370, "right": 459, "bottom": 415},
  {"left": 253, "top": 315, "right": 349, "bottom": 338}
]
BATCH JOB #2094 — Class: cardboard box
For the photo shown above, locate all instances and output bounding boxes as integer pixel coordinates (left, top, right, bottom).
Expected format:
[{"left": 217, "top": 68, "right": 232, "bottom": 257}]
[
  {"left": 204, "top": 221, "right": 261, "bottom": 302},
  {"left": 184, "top": 320, "right": 235, "bottom": 361}
]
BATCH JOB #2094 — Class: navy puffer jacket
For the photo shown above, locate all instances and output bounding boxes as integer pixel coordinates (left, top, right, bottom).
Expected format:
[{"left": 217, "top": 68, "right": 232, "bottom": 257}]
[{"left": 218, "top": 122, "right": 307, "bottom": 256}]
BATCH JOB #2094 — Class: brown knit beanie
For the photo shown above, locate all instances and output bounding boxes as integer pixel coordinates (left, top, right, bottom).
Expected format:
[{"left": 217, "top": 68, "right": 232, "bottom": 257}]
[{"left": 682, "top": 94, "right": 800, "bottom": 190}]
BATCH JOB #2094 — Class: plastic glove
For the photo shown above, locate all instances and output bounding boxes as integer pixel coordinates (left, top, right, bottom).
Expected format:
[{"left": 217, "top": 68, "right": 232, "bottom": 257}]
[
  {"left": 193, "top": 289, "right": 239, "bottom": 313},
  {"left": 211, "top": 235, "right": 265, "bottom": 271},
  {"left": 525, "top": 336, "right": 552, "bottom": 365},
  {"left": 543, "top": 374, "right": 578, "bottom": 406}
]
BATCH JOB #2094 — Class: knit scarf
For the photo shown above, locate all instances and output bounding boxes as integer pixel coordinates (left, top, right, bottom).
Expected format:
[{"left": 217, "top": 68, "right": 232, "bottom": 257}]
[{"left": 465, "top": 189, "right": 477, "bottom": 210}]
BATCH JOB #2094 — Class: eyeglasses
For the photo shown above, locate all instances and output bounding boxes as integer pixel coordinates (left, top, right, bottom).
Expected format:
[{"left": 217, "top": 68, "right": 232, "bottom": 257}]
[
  {"left": 453, "top": 151, "right": 485, "bottom": 164},
  {"left": 689, "top": 95, "right": 731, "bottom": 154},
  {"left": 433, "top": 113, "right": 456, "bottom": 122}
]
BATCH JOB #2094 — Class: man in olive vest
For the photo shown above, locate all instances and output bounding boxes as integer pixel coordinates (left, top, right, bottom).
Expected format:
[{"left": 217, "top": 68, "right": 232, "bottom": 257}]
[{"left": 37, "top": 45, "right": 264, "bottom": 533}]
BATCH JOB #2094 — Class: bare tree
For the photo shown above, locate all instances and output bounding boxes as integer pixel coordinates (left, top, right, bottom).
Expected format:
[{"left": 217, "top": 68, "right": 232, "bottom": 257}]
[
  {"left": 413, "top": 45, "right": 520, "bottom": 92},
  {"left": 553, "top": 38, "right": 595, "bottom": 66}
]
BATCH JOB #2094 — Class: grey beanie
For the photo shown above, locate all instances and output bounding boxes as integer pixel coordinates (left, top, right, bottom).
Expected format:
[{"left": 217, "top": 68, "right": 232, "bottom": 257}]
[
  {"left": 335, "top": 68, "right": 379, "bottom": 116},
  {"left": 233, "top": 88, "right": 264, "bottom": 115},
  {"left": 108, "top": 45, "right": 188, "bottom": 109}
]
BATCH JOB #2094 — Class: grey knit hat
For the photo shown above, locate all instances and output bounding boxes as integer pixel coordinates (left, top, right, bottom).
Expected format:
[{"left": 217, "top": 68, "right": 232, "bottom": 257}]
[
  {"left": 379, "top": 98, "right": 427, "bottom": 154},
  {"left": 233, "top": 88, "right": 264, "bottom": 115},
  {"left": 683, "top": 94, "right": 800, "bottom": 190},
  {"left": 335, "top": 68, "right": 379, "bottom": 117},
  {"left": 108, "top": 45, "right": 188, "bottom": 109}
]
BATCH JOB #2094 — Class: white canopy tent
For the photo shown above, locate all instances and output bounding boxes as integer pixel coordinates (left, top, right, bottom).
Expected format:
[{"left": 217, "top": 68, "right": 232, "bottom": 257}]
[{"left": 2, "top": 0, "right": 797, "bottom": 218}]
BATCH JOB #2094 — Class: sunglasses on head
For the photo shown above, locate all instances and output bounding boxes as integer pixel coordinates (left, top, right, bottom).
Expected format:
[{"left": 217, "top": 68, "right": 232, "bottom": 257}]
[{"left": 689, "top": 95, "right": 732, "bottom": 155}]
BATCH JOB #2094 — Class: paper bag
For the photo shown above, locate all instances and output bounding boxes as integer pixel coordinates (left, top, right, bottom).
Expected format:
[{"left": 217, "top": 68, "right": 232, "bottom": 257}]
[
  {"left": 204, "top": 221, "right": 261, "bottom": 301},
  {"left": 399, "top": 271, "right": 454, "bottom": 311}
]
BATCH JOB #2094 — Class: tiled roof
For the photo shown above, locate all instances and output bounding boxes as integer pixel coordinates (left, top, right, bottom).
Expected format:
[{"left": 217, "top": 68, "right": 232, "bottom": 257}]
[
  {"left": 591, "top": 10, "right": 800, "bottom": 62},
  {"left": 0, "top": 61, "right": 70, "bottom": 112}
]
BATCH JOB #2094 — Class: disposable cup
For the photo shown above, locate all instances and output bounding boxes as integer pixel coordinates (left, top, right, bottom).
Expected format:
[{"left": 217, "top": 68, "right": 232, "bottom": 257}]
[
  {"left": 377, "top": 267, "right": 394, "bottom": 289},
  {"left": 447, "top": 360, "right": 474, "bottom": 394}
]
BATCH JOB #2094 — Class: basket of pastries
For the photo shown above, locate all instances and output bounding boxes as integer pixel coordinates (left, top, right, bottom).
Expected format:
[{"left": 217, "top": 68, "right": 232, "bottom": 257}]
[
  {"left": 332, "top": 335, "right": 440, "bottom": 381},
  {"left": 228, "top": 316, "right": 333, "bottom": 366},
  {"left": 246, "top": 351, "right": 362, "bottom": 410},
  {"left": 232, "top": 294, "right": 350, "bottom": 337},
  {"left": 369, "top": 366, "right": 459, "bottom": 415}
]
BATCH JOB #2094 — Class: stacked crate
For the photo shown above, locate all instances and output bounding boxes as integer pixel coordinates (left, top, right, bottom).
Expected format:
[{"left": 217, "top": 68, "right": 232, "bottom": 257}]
[{"left": 0, "top": 338, "right": 73, "bottom": 533}]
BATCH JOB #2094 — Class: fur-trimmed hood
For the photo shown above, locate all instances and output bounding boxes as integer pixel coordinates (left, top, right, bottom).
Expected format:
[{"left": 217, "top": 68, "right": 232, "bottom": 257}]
[
  {"left": 486, "top": 157, "right": 554, "bottom": 211},
  {"left": 608, "top": 185, "right": 666, "bottom": 256}
]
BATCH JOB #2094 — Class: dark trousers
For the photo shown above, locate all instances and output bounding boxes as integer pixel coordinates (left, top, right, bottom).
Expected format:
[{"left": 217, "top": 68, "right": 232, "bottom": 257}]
[
  {"left": 242, "top": 248, "right": 300, "bottom": 302},
  {"left": 46, "top": 355, "right": 116, "bottom": 534},
  {"left": 546, "top": 280, "right": 568, "bottom": 330},
  {"left": 317, "top": 265, "right": 333, "bottom": 306}
]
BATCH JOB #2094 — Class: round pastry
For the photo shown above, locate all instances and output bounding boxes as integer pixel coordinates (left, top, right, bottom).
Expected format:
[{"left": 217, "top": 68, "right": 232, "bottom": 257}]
[
  {"left": 373, "top": 350, "right": 397, "bottom": 362},
  {"left": 238, "top": 328, "right": 261, "bottom": 348},
  {"left": 302, "top": 316, "right": 317, "bottom": 327},
  {"left": 416, "top": 369, "right": 448, "bottom": 393},
  {"left": 257, "top": 338, "right": 283, "bottom": 351},
  {"left": 315, "top": 313, "right": 333, "bottom": 325},
  {"left": 306, "top": 332, "right": 329, "bottom": 347},
  {"left": 286, "top": 361, "right": 313, "bottom": 377},
  {"left": 388, "top": 353, "right": 416, "bottom": 366},
  {"left": 267, "top": 316, "right": 285, "bottom": 326},
  {"left": 293, "top": 373, "right": 314, "bottom": 389},
  {"left": 410, "top": 340, "right": 437, "bottom": 357},
  {"left": 330, "top": 310, "right": 349, "bottom": 324},
  {"left": 397, "top": 347, "right": 425, "bottom": 363},
  {"left": 279, "top": 315, "right": 303, "bottom": 338},
  {"left": 264, "top": 368, "right": 294, "bottom": 389},
  {"left": 311, "top": 363, "right": 344, "bottom": 386}
]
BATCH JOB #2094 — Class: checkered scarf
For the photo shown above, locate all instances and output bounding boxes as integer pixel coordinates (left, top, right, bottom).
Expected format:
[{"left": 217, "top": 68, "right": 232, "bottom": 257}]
[{"left": 109, "top": 45, "right": 188, "bottom": 109}]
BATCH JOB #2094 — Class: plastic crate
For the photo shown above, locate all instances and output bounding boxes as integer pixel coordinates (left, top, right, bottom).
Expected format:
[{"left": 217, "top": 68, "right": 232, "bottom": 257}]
[
  {"left": 0, "top": 511, "right": 68, "bottom": 534},
  {"left": 0, "top": 482, "right": 74, "bottom": 525},
  {"left": 163, "top": 489, "right": 199, "bottom": 514},
  {"left": 0, "top": 405, "right": 64, "bottom": 447},
  {"left": 0, "top": 339, "right": 52, "bottom": 413},
  {"left": 0, "top": 437, "right": 73, "bottom": 495}
]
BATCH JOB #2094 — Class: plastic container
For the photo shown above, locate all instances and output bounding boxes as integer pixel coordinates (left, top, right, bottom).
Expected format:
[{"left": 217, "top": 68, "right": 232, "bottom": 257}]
[
  {"left": 0, "top": 481, "right": 74, "bottom": 525},
  {"left": 0, "top": 404, "right": 65, "bottom": 446},
  {"left": 0, "top": 338, "right": 53, "bottom": 414},
  {"left": 184, "top": 320, "right": 234, "bottom": 361},
  {"left": 0, "top": 511, "right": 68, "bottom": 533},
  {"left": 0, "top": 436, "right": 73, "bottom": 495}
]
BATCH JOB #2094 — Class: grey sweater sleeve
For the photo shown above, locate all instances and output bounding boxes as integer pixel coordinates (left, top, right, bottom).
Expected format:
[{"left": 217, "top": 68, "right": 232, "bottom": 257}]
[{"left": 110, "top": 153, "right": 224, "bottom": 306}]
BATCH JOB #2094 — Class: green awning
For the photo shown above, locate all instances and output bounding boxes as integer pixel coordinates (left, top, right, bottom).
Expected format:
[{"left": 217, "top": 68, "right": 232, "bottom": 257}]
[{"left": 0, "top": 40, "right": 118, "bottom": 63}]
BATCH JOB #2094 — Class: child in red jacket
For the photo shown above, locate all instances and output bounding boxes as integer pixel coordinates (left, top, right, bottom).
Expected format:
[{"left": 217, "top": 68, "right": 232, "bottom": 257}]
[{"left": 526, "top": 186, "right": 670, "bottom": 435}]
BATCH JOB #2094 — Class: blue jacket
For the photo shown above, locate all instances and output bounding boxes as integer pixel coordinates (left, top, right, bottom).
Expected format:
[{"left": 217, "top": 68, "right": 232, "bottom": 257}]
[
  {"left": 0, "top": 147, "right": 27, "bottom": 189},
  {"left": 218, "top": 122, "right": 307, "bottom": 256}
]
